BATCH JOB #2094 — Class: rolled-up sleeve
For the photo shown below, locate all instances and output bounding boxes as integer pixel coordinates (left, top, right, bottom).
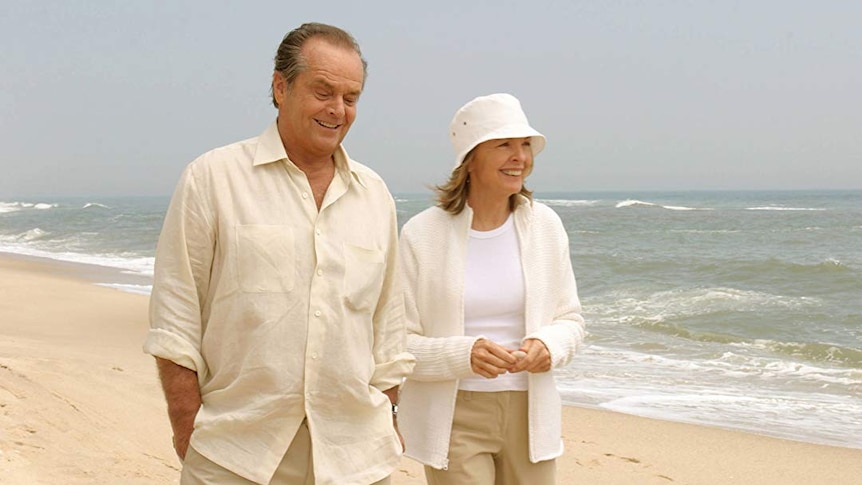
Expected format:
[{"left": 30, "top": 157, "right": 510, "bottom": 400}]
[{"left": 144, "top": 162, "right": 214, "bottom": 379}]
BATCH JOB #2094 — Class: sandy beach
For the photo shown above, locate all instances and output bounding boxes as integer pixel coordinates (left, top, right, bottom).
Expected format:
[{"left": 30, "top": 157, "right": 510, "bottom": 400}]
[{"left": 1, "top": 253, "right": 860, "bottom": 485}]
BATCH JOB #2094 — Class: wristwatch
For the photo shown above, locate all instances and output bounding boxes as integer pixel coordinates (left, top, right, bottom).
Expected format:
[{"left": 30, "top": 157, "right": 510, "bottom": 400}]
[{"left": 391, "top": 403, "right": 398, "bottom": 416}]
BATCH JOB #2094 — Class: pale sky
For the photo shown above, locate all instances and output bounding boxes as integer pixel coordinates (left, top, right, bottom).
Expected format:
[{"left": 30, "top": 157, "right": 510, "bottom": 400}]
[{"left": 2, "top": 1, "right": 860, "bottom": 197}]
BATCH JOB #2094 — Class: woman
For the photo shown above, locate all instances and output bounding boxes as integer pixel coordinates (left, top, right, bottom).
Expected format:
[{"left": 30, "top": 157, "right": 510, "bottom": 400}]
[{"left": 398, "top": 93, "right": 586, "bottom": 484}]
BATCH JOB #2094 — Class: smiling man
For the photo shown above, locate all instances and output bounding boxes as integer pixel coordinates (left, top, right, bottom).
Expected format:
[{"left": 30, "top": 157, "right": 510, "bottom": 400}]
[{"left": 145, "top": 23, "right": 414, "bottom": 485}]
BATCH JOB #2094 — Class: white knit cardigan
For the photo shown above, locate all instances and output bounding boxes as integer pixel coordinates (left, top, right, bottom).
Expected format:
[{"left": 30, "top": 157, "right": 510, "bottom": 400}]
[{"left": 398, "top": 197, "right": 586, "bottom": 469}]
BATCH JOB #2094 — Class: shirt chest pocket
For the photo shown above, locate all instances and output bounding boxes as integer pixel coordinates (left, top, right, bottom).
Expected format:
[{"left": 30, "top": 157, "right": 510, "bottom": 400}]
[
  {"left": 343, "top": 243, "right": 385, "bottom": 313},
  {"left": 235, "top": 224, "right": 295, "bottom": 293}
]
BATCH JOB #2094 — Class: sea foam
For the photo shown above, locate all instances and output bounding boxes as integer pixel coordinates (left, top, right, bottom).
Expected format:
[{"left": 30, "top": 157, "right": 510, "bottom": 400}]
[{"left": 615, "top": 199, "right": 707, "bottom": 210}]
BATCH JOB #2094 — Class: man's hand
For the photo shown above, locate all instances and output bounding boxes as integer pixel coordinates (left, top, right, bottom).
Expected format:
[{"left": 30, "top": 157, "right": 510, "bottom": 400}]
[
  {"left": 393, "top": 414, "right": 405, "bottom": 451},
  {"left": 155, "top": 357, "right": 201, "bottom": 460},
  {"left": 383, "top": 386, "right": 404, "bottom": 451},
  {"left": 509, "top": 338, "right": 551, "bottom": 374},
  {"left": 471, "top": 338, "right": 518, "bottom": 378},
  {"left": 172, "top": 432, "right": 192, "bottom": 461}
]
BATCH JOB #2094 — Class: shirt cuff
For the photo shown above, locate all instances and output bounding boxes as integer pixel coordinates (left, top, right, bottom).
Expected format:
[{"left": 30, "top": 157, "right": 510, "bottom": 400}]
[
  {"left": 524, "top": 322, "right": 583, "bottom": 368},
  {"left": 143, "top": 328, "right": 207, "bottom": 378},
  {"left": 370, "top": 352, "right": 416, "bottom": 390}
]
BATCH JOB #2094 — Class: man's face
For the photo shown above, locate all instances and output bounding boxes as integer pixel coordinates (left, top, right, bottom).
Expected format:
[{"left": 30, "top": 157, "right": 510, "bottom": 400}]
[{"left": 273, "top": 38, "right": 364, "bottom": 162}]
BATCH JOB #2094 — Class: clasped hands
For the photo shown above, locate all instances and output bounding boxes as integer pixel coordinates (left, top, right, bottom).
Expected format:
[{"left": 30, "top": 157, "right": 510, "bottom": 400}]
[{"left": 470, "top": 338, "right": 551, "bottom": 378}]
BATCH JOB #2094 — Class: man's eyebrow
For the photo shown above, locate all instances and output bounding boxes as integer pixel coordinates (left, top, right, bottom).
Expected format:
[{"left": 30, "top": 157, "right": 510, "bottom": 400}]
[
  {"left": 310, "top": 79, "right": 334, "bottom": 90},
  {"left": 311, "top": 78, "right": 361, "bottom": 95}
]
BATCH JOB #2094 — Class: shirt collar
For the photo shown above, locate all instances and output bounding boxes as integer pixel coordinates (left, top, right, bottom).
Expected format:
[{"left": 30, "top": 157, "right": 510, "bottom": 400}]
[
  {"left": 459, "top": 194, "right": 533, "bottom": 233},
  {"left": 252, "top": 120, "right": 367, "bottom": 189}
]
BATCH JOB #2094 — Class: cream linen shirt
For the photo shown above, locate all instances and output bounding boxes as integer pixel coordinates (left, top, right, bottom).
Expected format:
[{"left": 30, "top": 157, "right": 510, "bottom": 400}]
[{"left": 144, "top": 121, "right": 415, "bottom": 485}]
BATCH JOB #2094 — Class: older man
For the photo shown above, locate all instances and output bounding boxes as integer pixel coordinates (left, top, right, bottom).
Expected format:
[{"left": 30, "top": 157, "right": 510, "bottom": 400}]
[{"left": 145, "top": 23, "right": 414, "bottom": 485}]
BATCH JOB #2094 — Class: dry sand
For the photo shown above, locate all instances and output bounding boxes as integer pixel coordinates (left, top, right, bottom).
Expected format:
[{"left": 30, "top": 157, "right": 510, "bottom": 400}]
[{"left": 1, "top": 254, "right": 860, "bottom": 484}]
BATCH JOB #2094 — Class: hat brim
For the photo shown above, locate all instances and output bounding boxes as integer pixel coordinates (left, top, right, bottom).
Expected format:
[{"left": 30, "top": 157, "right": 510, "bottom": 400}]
[{"left": 453, "top": 125, "right": 546, "bottom": 169}]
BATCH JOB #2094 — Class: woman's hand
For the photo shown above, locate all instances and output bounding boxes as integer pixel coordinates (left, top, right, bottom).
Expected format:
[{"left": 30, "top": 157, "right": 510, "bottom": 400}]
[
  {"left": 470, "top": 338, "right": 518, "bottom": 378},
  {"left": 509, "top": 338, "right": 551, "bottom": 373}
]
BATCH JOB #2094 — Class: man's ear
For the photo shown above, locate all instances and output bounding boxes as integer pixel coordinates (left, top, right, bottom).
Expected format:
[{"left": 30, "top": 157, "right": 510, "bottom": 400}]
[{"left": 272, "top": 71, "right": 286, "bottom": 106}]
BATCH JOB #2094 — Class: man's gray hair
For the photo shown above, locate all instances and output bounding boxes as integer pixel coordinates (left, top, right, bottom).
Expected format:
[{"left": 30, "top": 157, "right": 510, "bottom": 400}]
[{"left": 271, "top": 22, "right": 368, "bottom": 108}]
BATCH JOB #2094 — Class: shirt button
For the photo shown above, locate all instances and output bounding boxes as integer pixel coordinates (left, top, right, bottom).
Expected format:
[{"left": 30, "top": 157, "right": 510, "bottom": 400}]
[
  {"left": 314, "top": 310, "right": 322, "bottom": 317},
  {"left": 302, "top": 192, "right": 309, "bottom": 199},
  {"left": 315, "top": 229, "right": 321, "bottom": 236},
  {"left": 316, "top": 269, "right": 323, "bottom": 276},
  {"left": 311, "top": 353, "right": 318, "bottom": 359}
]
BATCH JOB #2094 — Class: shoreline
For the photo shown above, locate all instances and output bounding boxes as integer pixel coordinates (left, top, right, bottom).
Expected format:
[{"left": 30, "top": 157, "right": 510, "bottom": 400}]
[
  {"left": 0, "top": 250, "right": 154, "bottom": 286},
  {"left": 1, "top": 252, "right": 861, "bottom": 483},
  {"left": 4, "top": 250, "right": 859, "bottom": 450}
]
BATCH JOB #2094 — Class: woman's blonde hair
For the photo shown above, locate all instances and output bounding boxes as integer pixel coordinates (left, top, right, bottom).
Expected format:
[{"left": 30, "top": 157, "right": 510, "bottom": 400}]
[{"left": 433, "top": 148, "right": 533, "bottom": 215}]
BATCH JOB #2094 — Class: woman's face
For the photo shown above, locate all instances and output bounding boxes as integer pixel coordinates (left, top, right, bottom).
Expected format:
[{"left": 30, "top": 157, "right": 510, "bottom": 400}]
[{"left": 468, "top": 137, "right": 533, "bottom": 200}]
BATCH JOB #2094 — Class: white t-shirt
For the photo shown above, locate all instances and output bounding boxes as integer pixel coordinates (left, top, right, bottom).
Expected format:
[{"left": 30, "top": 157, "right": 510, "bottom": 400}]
[{"left": 459, "top": 213, "right": 528, "bottom": 392}]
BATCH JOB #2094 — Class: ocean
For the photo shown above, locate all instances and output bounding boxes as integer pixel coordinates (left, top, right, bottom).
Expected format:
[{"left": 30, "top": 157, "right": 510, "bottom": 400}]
[{"left": 2, "top": 190, "right": 860, "bottom": 449}]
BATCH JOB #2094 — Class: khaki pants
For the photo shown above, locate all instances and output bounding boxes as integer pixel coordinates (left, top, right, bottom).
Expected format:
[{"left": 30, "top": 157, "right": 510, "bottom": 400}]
[
  {"left": 180, "top": 419, "right": 391, "bottom": 485},
  {"left": 424, "top": 390, "right": 556, "bottom": 485}
]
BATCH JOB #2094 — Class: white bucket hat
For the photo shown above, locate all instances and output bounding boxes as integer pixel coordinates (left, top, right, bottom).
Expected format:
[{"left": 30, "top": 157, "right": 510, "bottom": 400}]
[{"left": 449, "top": 93, "right": 546, "bottom": 169}]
